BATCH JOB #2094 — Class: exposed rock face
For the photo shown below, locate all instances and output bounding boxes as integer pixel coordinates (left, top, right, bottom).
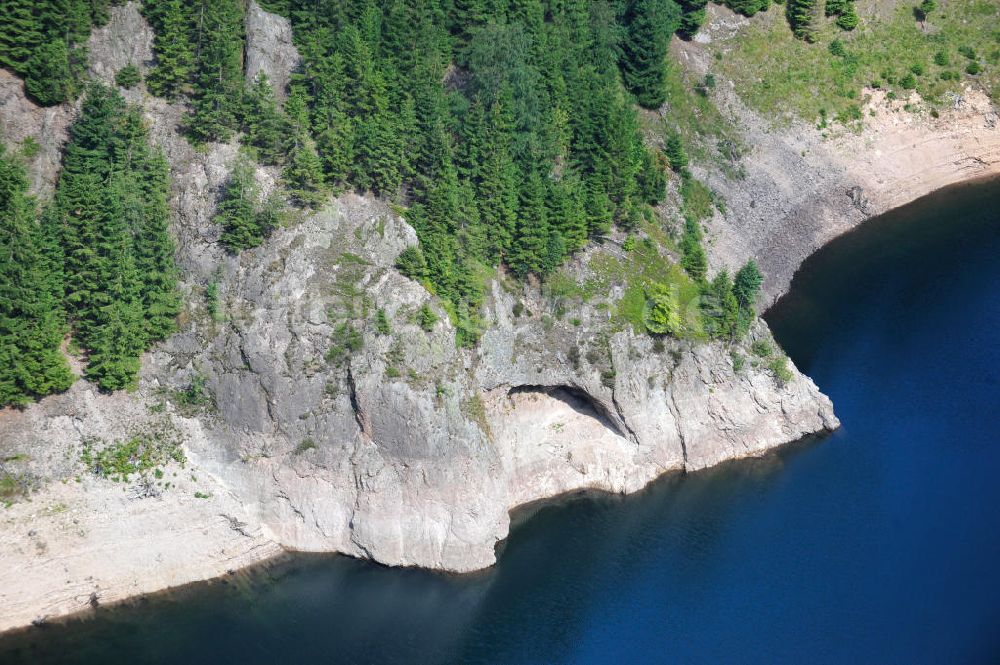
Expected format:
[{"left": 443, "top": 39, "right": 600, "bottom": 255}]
[
  {"left": 125, "top": 188, "right": 829, "bottom": 576},
  {"left": 86, "top": 1, "right": 155, "bottom": 84},
  {"left": 0, "top": 70, "right": 72, "bottom": 197},
  {"left": 245, "top": 0, "right": 300, "bottom": 100},
  {"left": 0, "top": 1, "right": 850, "bottom": 632}
]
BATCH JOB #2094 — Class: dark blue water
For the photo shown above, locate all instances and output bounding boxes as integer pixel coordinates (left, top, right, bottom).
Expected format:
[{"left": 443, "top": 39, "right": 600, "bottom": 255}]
[{"left": 2, "top": 179, "right": 999, "bottom": 664}]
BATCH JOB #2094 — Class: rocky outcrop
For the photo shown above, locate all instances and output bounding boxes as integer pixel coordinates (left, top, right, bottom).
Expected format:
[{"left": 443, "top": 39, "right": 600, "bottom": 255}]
[
  {"left": 0, "top": 1, "right": 843, "bottom": 633},
  {"left": 0, "top": 71, "right": 72, "bottom": 197},
  {"left": 245, "top": 0, "right": 300, "bottom": 100}
]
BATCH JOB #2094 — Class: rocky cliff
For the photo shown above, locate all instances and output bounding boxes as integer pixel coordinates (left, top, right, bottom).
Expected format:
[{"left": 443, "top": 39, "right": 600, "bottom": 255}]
[{"left": 6, "top": 0, "right": 994, "bottom": 633}]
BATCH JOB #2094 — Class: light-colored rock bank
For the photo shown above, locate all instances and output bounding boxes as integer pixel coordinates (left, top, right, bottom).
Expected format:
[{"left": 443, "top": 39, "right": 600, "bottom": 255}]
[
  {"left": 7, "top": 0, "right": 997, "bottom": 634},
  {"left": 673, "top": 6, "right": 1000, "bottom": 303}
]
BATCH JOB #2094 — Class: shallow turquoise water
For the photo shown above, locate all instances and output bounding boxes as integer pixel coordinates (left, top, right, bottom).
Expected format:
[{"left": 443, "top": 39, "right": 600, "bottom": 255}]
[{"left": 2, "top": 178, "right": 999, "bottom": 664}]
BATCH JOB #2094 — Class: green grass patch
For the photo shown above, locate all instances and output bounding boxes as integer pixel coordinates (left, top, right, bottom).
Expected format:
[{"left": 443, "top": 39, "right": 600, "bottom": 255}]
[
  {"left": 717, "top": 0, "right": 1000, "bottom": 122},
  {"left": 649, "top": 61, "right": 744, "bottom": 170},
  {"left": 80, "top": 430, "right": 186, "bottom": 484},
  {"left": 294, "top": 438, "right": 317, "bottom": 455}
]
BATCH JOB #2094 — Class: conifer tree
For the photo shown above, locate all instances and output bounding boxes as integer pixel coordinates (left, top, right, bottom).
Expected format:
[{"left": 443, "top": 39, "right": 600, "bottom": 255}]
[
  {"left": 243, "top": 75, "right": 291, "bottom": 164},
  {"left": 665, "top": 132, "right": 689, "bottom": 174},
  {"left": 145, "top": 0, "right": 194, "bottom": 100},
  {"left": 217, "top": 158, "right": 265, "bottom": 253},
  {"left": 0, "top": 147, "right": 74, "bottom": 407},
  {"left": 701, "top": 270, "right": 739, "bottom": 339},
  {"left": 548, "top": 177, "right": 589, "bottom": 254},
  {"left": 25, "top": 39, "right": 74, "bottom": 106},
  {"left": 0, "top": 0, "right": 43, "bottom": 74},
  {"left": 510, "top": 167, "right": 552, "bottom": 277},
  {"left": 621, "top": 0, "right": 681, "bottom": 109},
  {"left": 681, "top": 217, "right": 708, "bottom": 282},
  {"left": 52, "top": 84, "right": 180, "bottom": 391},
  {"left": 825, "top": 0, "right": 847, "bottom": 16},
  {"left": 187, "top": 0, "right": 245, "bottom": 143},
  {"left": 786, "top": 0, "right": 820, "bottom": 41},
  {"left": 477, "top": 100, "right": 520, "bottom": 256},
  {"left": 835, "top": 2, "right": 859, "bottom": 30},
  {"left": 677, "top": 0, "right": 709, "bottom": 39},
  {"left": 733, "top": 260, "right": 763, "bottom": 309},
  {"left": 284, "top": 137, "right": 326, "bottom": 207},
  {"left": 128, "top": 151, "right": 180, "bottom": 341},
  {"left": 83, "top": 248, "right": 146, "bottom": 391}
]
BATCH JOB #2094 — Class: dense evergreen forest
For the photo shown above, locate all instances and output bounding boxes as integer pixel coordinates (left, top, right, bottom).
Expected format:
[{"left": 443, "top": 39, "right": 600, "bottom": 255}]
[
  {"left": 0, "top": 0, "right": 768, "bottom": 408},
  {"left": 0, "top": 0, "right": 116, "bottom": 105},
  {"left": 0, "top": 84, "right": 179, "bottom": 406},
  {"left": 137, "top": 0, "right": 761, "bottom": 344}
]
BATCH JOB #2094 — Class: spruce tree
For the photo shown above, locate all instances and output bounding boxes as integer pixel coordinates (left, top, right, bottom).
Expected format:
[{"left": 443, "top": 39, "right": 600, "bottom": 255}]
[
  {"left": 146, "top": 0, "right": 194, "bottom": 100},
  {"left": 0, "top": 0, "right": 43, "bottom": 75},
  {"left": 129, "top": 151, "right": 180, "bottom": 341},
  {"left": 25, "top": 39, "right": 74, "bottom": 106},
  {"left": 282, "top": 86, "right": 326, "bottom": 206},
  {"left": 243, "top": 75, "right": 290, "bottom": 164},
  {"left": 477, "top": 100, "right": 520, "bottom": 256},
  {"left": 733, "top": 260, "right": 763, "bottom": 309},
  {"left": 835, "top": 2, "right": 859, "bottom": 30},
  {"left": 0, "top": 147, "right": 74, "bottom": 407},
  {"left": 217, "top": 158, "right": 265, "bottom": 252},
  {"left": 786, "top": 0, "right": 820, "bottom": 41},
  {"left": 187, "top": 0, "right": 245, "bottom": 143},
  {"left": 701, "top": 270, "right": 739, "bottom": 339},
  {"left": 677, "top": 0, "right": 709, "bottom": 39},
  {"left": 52, "top": 84, "right": 180, "bottom": 391},
  {"left": 621, "top": 0, "right": 681, "bottom": 108},
  {"left": 83, "top": 249, "right": 146, "bottom": 391},
  {"left": 510, "top": 167, "right": 551, "bottom": 277},
  {"left": 681, "top": 217, "right": 708, "bottom": 282},
  {"left": 284, "top": 137, "right": 326, "bottom": 207},
  {"left": 665, "top": 133, "right": 689, "bottom": 174}
]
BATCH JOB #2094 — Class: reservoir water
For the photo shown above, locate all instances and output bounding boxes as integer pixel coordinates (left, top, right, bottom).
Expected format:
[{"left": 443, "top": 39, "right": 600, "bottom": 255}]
[{"left": 2, "top": 179, "right": 999, "bottom": 664}]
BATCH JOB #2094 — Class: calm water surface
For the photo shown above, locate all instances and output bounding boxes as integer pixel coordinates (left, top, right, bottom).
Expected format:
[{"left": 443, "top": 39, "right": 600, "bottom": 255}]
[{"left": 2, "top": 179, "right": 999, "bottom": 664}]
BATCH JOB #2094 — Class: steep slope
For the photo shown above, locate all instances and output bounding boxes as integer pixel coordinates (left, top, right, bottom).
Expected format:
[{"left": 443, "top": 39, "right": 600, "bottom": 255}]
[
  {"left": 673, "top": 5, "right": 1000, "bottom": 302},
  {"left": 21, "top": 0, "right": 1000, "bottom": 632}
]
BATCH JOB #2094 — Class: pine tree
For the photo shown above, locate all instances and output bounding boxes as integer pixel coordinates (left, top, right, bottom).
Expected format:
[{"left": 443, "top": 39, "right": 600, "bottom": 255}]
[
  {"left": 217, "top": 158, "right": 263, "bottom": 252},
  {"left": 621, "top": 0, "right": 681, "bottom": 108},
  {"left": 509, "top": 167, "right": 551, "bottom": 277},
  {"left": 25, "top": 39, "right": 74, "bottom": 106},
  {"left": 786, "top": 0, "right": 820, "bottom": 41},
  {"left": 146, "top": 0, "right": 194, "bottom": 100},
  {"left": 733, "top": 260, "right": 763, "bottom": 309},
  {"left": 243, "top": 74, "right": 291, "bottom": 164},
  {"left": 187, "top": 0, "right": 245, "bottom": 143},
  {"left": 0, "top": 147, "right": 74, "bottom": 407},
  {"left": 0, "top": 0, "right": 43, "bottom": 75}
]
